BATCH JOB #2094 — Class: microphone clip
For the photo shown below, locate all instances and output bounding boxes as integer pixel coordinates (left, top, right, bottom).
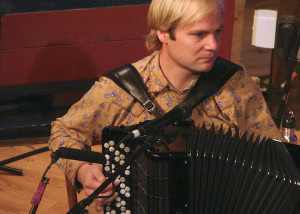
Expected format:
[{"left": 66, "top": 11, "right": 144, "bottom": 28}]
[{"left": 50, "top": 150, "right": 60, "bottom": 163}]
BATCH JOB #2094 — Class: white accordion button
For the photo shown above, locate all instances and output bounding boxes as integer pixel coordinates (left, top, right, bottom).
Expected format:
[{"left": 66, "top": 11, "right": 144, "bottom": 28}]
[
  {"left": 125, "top": 192, "right": 130, "bottom": 198},
  {"left": 104, "top": 166, "right": 110, "bottom": 172},
  {"left": 120, "top": 183, "right": 125, "bottom": 189},
  {"left": 120, "top": 154, "right": 125, "bottom": 160},
  {"left": 109, "top": 147, "right": 115, "bottom": 152},
  {"left": 124, "top": 147, "right": 130, "bottom": 153},
  {"left": 120, "top": 189, "right": 126, "bottom": 195},
  {"left": 109, "top": 141, "right": 115, "bottom": 146},
  {"left": 104, "top": 143, "right": 109, "bottom": 148},
  {"left": 125, "top": 210, "right": 131, "bottom": 214},
  {"left": 119, "top": 143, "right": 125, "bottom": 149},
  {"left": 125, "top": 170, "right": 130, "bottom": 176},
  {"left": 120, "top": 177, "right": 126, "bottom": 182}
]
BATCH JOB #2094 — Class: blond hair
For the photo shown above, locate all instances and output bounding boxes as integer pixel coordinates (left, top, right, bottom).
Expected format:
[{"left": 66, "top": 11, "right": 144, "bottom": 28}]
[{"left": 146, "top": 0, "right": 224, "bottom": 50}]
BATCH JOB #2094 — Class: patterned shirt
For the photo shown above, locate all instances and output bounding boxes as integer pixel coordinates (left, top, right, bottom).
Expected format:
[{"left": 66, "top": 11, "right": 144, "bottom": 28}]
[{"left": 48, "top": 51, "right": 284, "bottom": 213}]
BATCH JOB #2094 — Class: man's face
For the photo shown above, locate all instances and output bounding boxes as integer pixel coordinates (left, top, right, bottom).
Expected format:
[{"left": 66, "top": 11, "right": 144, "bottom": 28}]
[{"left": 158, "top": 11, "right": 223, "bottom": 74}]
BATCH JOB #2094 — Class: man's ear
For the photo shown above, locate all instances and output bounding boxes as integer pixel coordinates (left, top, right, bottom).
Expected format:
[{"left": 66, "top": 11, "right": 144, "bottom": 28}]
[{"left": 157, "top": 29, "right": 170, "bottom": 44}]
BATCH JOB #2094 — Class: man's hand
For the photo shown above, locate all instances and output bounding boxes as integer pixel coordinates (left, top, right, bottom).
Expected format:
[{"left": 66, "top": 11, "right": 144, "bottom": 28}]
[{"left": 77, "top": 164, "right": 119, "bottom": 206}]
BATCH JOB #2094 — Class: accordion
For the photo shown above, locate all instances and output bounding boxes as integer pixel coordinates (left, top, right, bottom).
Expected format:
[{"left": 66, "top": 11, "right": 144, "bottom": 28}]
[{"left": 102, "top": 122, "right": 300, "bottom": 214}]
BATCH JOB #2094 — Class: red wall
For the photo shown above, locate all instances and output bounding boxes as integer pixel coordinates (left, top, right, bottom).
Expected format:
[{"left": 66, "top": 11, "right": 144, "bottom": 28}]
[{"left": 0, "top": 0, "right": 235, "bottom": 86}]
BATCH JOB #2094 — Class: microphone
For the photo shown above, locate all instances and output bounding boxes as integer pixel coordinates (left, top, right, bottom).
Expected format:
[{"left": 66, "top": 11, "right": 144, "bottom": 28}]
[
  {"left": 123, "top": 102, "right": 193, "bottom": 141},
  {"left": 277, "top": 15, "right": 300, "bottom": 61},
  {"left": 51, "top": 147, "right": 107, "bottom": 164}
]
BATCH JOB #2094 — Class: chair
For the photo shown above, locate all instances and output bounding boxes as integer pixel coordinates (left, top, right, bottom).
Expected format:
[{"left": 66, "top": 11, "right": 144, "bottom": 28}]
[{"left": 65, "top": 175, "right": 78, "bottom": 209}]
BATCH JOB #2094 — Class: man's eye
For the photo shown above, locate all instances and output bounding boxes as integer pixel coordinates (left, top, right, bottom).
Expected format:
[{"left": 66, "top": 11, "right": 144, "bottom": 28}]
[
  {"left": 216, "top": 29, "right": 223, "bottom": 33},
  {"left": 196, "top": 33, "right": 204, "bottom": 37}
]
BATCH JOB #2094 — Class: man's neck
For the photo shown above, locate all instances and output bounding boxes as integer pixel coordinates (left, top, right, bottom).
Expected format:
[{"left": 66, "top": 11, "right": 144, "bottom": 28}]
[{"left": 159, "top": 50, "right": 197, "bottom": 93}]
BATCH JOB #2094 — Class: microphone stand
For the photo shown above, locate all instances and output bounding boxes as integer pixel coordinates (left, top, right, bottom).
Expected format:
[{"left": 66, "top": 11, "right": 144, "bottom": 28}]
[
  {"left": 274, "top": 15, "right": 300, "bottom": 127},
  {"left": 67, "top": 133, "right": 159, "bottom": 214},
  {"left": 275, "top": 49, "right": 299, "bottom": 127},
  {"left": 0, "top": 146, "right": 49, "bottom": 175}
]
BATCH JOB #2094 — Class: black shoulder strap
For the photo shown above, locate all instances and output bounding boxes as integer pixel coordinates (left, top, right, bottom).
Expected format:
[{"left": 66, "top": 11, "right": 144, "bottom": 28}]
[
  {"left": 103, "top": 57, "right": 242, "bottom": 117},
  {"left": 184, "top": 57, "right": 242, "bottom": 108},
  {"left": 103, "top": 64, "right": 161, "bottom": 117}
]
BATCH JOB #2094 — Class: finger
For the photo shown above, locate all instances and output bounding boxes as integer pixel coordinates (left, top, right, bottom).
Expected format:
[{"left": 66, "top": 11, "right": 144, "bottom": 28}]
[
  {"left": 101, "top": 181, "right": 120, "bottom": 193},
  {"left": 91, "top": 167, "right": 119, "bottom": 185},
  {"left": 94, "top": 192, "right": 118, "bottom": 206},
  {"left": 89, "top": 179, "right": 119, "bottom": 193},
  {"left": 91, "top": 165, "right": 105, "bottom": 181},
  {"left": 85, "top": 180, "right": 119, "bottom": 198},
  {"left": 86, "top": 179, "right": 102, "bottom": 192},
  {"left": 94, "top": 192, "right": 117, "bottom": 205}
]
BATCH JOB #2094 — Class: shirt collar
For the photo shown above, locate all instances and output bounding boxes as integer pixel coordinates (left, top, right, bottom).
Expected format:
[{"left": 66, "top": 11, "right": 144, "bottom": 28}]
[{"left": 136, "top": 51, "right": 199, "bottom": 94}]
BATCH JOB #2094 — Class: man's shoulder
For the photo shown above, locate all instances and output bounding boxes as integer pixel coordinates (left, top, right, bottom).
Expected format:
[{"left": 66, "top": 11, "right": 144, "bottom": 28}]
[
  {"left": 93, "top": 76, "right": 136, "bottom": 106},
  {"left": 95, "top": 52, "right": 157, "bottom": 104},
  {"left": 131, "top": 51, "right": 159, "bottom": 73},
  {"left": 219, "top": 69, "right": 263, "bottom": 102}
]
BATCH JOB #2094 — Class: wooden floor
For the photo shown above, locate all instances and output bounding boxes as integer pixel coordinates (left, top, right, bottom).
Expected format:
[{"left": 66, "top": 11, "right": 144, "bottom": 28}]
[{"left": 0, "top": 138, "right": 86, "bottom": 214}]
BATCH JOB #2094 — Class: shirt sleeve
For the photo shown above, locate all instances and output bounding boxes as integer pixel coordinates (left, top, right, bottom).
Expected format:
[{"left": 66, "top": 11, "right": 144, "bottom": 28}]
[{"left": 48, "top": 77, "right": 124, "bottom": 188}]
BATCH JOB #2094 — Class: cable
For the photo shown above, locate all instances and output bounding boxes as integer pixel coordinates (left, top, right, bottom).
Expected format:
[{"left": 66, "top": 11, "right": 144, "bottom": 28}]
[{"left": 29, "top": 159, "right": 56, "bottom": 214}]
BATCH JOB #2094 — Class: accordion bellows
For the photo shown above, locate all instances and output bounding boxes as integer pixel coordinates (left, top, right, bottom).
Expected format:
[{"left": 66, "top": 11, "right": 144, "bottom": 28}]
[
  {"left": 188, "top": 124, "right": 299, "bottom": 214},
  {"left": 102, "top": 123, "right": 300, "bottom": 214}
]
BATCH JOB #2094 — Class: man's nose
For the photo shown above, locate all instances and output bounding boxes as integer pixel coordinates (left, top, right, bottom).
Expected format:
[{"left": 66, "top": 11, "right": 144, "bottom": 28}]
[{"left": 204, "top": 34, "right": 219, "bottom": 51}]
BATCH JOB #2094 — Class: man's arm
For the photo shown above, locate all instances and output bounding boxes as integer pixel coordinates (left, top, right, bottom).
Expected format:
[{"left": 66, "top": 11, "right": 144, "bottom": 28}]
[{"left": 48, "top": 79, "right": 121, "bottom": 202}]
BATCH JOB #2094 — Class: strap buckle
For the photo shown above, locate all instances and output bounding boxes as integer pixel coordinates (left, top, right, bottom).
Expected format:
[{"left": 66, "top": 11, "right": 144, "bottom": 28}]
[{"left": 143, "top": 100, "right": 157, "bottom": 113}]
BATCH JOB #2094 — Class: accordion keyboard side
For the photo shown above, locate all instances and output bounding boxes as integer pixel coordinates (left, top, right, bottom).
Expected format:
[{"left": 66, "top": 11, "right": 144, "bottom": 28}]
[{"left": 101, "top": 126, "right": 190, "bottom": 214}]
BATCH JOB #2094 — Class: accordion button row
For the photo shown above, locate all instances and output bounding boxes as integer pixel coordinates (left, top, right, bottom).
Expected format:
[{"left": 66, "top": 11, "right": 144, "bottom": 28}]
[{"left": 103, "top": 139, "right": 134, "bottom": 214}]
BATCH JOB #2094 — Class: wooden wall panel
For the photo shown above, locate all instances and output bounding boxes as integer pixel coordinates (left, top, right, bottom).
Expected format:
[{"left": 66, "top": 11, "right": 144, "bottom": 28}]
[
  {"left": 0, "top": 5, "right": 149, "bottom": 49},
  {"left": 0, "top": 5, "right": 150, "bottom": 86},
  {"left": 0, "top": 1, "right": 236, "bottom": 87},
  {"left": 0, "top": 40, "right": 148, "bottom": 86},
  {"left": 221, "top": 0, "right": 236, "bottom": 60}
]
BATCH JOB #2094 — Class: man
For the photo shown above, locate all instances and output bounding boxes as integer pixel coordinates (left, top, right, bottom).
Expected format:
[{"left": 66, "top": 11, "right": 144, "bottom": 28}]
[{"left": 49, "top": 0, "right": 285, "bottom": 213}]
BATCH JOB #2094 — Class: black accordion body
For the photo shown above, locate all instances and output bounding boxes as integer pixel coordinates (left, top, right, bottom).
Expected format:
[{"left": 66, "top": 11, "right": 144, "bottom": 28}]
[{"left": 102, "top": 122, "right": 300, "bottom": 214}]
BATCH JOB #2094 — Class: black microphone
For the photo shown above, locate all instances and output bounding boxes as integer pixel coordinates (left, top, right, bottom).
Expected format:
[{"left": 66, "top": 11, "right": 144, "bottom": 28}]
[
  {"left": 277, "top": 15, "right": 300, "bottom": 61},
  {"left": 51, "top": 147, "right": 107, "bottom": 164},
  {"left": 123, "top": 102, "right": 193, "bottom": 141}
]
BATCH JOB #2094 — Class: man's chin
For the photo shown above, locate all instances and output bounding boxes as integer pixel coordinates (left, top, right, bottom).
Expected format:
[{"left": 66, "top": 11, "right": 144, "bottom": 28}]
[
  {"left": 189, "top": 60, "right": 216, "bottom": 73},
  {"left": 191, "top": 66, "right": 213, "bottom": 74},
  {"left": 199, "top": 62, "right": 214, "bottom": 72}
]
